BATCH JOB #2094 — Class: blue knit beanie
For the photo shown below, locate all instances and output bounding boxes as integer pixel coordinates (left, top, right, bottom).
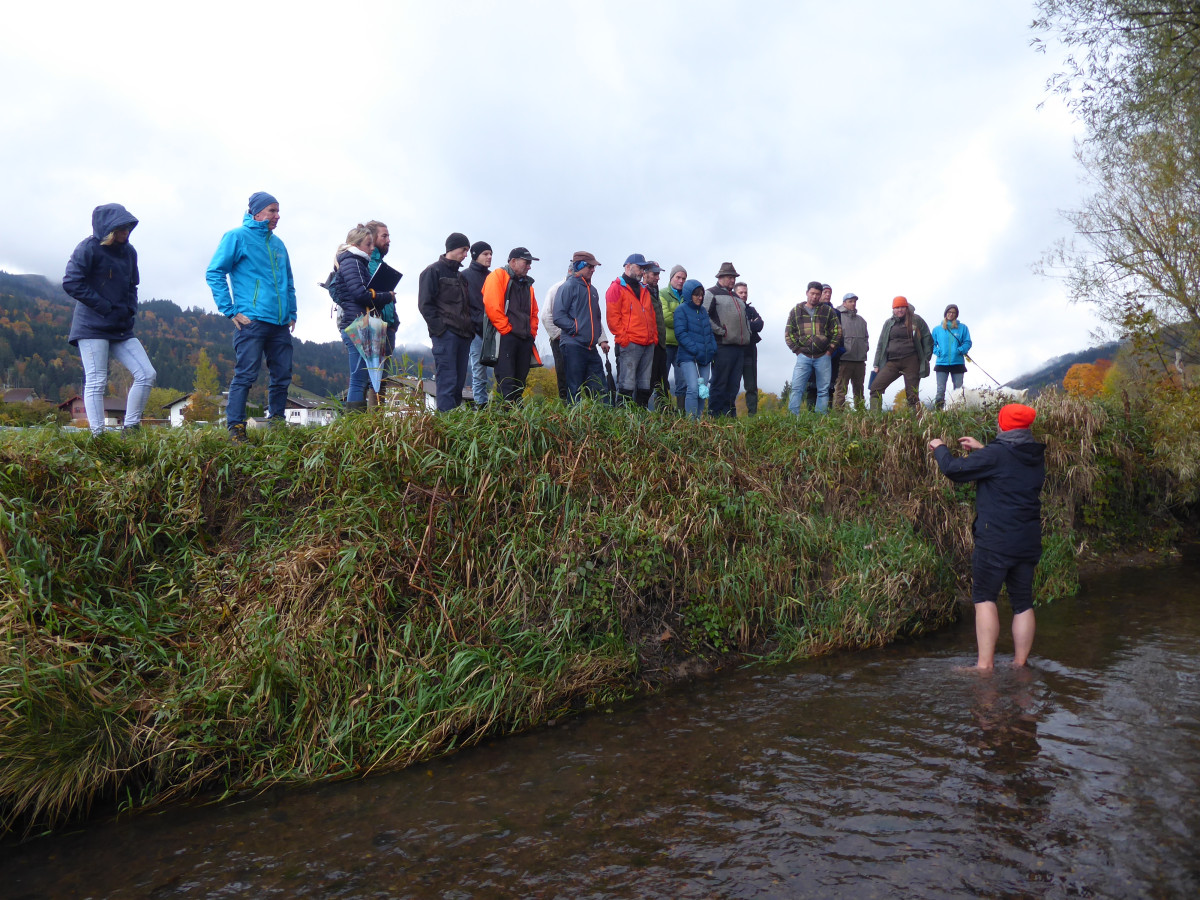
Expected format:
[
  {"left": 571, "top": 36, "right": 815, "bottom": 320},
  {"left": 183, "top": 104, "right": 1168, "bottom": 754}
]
[{"left": 248, "top": 191, "right": 278, "bottom": 216}]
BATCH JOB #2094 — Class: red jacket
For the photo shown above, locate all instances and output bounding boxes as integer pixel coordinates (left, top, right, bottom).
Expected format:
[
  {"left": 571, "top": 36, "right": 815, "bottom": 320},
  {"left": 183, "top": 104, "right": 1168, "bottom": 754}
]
[{"left": 605, "top": 276, "right": 657, "bottom": 346}]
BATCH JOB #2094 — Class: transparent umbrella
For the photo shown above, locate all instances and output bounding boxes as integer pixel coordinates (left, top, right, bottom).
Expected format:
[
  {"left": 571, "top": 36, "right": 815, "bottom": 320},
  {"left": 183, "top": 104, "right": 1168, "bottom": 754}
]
[{"left": 342, "top": 314, "right": 388, "bottom": 394}]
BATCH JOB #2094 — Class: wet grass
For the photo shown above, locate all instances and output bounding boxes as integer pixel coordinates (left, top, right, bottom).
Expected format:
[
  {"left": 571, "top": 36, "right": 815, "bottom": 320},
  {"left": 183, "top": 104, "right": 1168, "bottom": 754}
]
[{"left": 0, "top": 392, "right": 1189, "bottom": 834}]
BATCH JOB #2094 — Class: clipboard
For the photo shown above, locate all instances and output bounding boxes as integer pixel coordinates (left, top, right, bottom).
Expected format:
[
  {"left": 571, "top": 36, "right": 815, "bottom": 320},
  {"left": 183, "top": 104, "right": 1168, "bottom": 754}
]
[{"left": 368, "top": 261, "right": 403, "bottom": 293}]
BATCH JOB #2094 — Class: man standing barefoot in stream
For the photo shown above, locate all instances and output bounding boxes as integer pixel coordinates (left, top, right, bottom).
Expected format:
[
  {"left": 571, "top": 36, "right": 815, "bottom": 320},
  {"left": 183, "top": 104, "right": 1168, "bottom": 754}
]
[{"left": 928, "top": 403, "right": 1045, "bottom": 669}]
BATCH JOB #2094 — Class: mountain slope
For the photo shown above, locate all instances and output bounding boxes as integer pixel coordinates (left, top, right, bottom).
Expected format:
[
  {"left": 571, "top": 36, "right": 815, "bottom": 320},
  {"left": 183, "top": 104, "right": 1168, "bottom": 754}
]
[{"left": 0, "top": 272, "right": 432, "bottom": 402}]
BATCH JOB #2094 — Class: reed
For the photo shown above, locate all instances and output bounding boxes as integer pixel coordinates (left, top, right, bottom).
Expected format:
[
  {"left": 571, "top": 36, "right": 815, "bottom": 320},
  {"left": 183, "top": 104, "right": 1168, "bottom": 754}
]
[{"left": 0, "top": 391, "right": 1190, "bottom": 834}]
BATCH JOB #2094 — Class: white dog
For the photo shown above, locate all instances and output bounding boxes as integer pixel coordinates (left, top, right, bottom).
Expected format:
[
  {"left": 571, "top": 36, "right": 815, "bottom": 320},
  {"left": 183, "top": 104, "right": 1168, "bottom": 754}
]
[{"left": 944, "top": 386, "right": 1029, "bottom": 409}]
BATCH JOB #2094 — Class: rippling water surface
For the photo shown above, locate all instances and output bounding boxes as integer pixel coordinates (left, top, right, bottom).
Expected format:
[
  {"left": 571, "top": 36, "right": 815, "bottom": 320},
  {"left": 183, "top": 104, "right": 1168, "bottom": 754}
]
[{"left": 5, "top": 565, "right": 1199, "bottom": 899}]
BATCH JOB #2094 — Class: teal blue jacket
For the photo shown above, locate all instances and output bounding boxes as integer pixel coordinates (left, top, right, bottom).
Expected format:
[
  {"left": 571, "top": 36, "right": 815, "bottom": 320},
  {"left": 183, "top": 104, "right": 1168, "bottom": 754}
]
[
  {"left": 932, "top": 321, "right": 972, "bottom": 367},
  {"left": 206, "top": 214, "right": 297, "bottom": 325}
]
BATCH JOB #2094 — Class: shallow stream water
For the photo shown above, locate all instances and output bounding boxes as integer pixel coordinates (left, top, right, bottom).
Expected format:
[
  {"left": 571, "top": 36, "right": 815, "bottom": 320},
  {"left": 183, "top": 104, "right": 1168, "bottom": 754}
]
[{"left": 4, "top": 564, "right": 1199, "bottom": 899}]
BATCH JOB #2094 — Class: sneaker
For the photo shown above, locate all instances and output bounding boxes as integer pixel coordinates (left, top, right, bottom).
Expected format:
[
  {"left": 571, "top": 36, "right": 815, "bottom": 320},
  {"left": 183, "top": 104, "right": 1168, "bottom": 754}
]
[
  {"left": 120, "top": 423, "right": 141, "bottom": 435},
  {"left": 228, "top": 423, "right": 249, "bottom": 444}
]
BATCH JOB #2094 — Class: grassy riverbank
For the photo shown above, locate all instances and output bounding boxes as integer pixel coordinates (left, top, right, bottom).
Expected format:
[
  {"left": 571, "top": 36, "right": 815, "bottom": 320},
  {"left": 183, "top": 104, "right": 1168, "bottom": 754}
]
[{"left": 1, "top": 393, "right": 1194, "bottom": 834}]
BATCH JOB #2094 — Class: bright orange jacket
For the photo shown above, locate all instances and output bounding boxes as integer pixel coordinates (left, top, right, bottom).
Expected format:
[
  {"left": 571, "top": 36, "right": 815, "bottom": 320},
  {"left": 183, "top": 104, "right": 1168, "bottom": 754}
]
[
  {"left": 483, "top": 267, "right": 539, "bottom": 339},
  {"left": 605, "top": 276, "right": 657, "bottom": 346}
]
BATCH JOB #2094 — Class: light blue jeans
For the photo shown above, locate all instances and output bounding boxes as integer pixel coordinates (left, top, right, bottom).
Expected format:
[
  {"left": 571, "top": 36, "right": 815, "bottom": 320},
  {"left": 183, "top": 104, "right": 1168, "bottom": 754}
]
[
  {"left": 77, "top": 337, "right": 157, "bottom": 434},
  {"left": 679, "top": 360, "right": 712, "bottom": 418},
  {"left": 468, "top": 333, "right": 492, "bottom": 404},
  {"left": 788, "top": 353, "right": 831, "bottom": 415},
  {"left": 935, "top": 369, "right": 964, "bottom": 407}
]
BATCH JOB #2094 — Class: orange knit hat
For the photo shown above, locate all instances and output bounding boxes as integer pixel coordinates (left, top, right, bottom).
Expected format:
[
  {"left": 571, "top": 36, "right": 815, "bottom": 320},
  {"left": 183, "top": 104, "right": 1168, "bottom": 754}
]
[
  {"left": 998, "top": 404, "right": 1036, "bottom": 431},
  {"left": 892, "top": 296, "right": 908, "bottom": 309}
]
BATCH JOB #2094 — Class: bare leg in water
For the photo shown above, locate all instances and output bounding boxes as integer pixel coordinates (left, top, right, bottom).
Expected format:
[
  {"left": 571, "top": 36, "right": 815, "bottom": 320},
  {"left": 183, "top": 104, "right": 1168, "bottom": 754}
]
[
  {"left": 1011, "top": 609, "right": 1036, "bottom": 667},
  {"left": 971, "top": 602, "right": 1036, "bottom": 670},
  {"left": 974, "top": 601, "right": 1001, "bottom": 669}
]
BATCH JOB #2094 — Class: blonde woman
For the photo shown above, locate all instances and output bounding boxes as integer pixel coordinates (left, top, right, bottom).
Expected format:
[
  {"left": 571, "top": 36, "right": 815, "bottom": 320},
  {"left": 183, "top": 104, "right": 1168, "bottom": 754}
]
[
  {"left": 333, "top": 224, "right": 396, "bottom": 408},
  {"left": 63, "top": 203, "right": 156, "bottom": 435}
]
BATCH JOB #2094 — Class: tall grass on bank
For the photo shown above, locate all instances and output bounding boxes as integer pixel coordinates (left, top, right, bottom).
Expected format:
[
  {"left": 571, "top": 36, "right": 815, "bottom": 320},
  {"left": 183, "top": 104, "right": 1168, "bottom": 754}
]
[{"left": 0, "top": 393, "right": 1188, "bottom": 833}]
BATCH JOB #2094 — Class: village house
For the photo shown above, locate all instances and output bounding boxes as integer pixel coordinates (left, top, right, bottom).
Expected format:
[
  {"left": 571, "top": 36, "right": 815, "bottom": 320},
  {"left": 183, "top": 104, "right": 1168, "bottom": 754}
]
[
  {"left": 58, "top": 395, "right": 127, "bottom": 428},
  {"left": 2, "top": 388, "right": 38, "bottom": 404}
]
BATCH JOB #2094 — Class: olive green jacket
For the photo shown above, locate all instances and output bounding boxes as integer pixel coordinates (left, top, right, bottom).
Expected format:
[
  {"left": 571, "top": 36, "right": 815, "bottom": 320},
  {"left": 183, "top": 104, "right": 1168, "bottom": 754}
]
[{"left": 873, "top": 313, "right": 934, "bottom": 377}]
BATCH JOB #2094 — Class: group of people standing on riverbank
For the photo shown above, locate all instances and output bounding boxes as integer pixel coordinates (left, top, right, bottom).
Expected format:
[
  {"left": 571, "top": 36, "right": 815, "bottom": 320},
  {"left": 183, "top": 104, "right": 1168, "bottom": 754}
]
[
  {"left": 61, "top": 196, "right": 1042, "bottom": 670},
  {"left": 404, "top": 234, "right": 979, "bottom": 420},
  {"left": 63, "top": 195, "right": 977, "bottom": 437}
]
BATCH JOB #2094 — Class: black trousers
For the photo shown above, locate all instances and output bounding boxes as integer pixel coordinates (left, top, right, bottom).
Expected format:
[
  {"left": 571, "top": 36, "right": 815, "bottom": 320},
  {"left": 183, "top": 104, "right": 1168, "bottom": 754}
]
[
  {"left": 651, "top": 344, "right": 670, "bottom": 405},
  {"left": 549, "top": 337, "right": 570, "bottom": 402},
  {"left": 742, "top": 343, "right": 759, "bottom": 416},
  {"left": 494, "top": 333, "right": 534, "bottom": 403}
]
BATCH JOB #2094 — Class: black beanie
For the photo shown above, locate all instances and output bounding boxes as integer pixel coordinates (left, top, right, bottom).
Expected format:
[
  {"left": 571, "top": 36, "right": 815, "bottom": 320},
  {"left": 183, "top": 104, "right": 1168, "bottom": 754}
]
[
  {"left": 470, "top": 241, "right": 492, "bottom": 261},
  {"left": 445, "top": 232, "right": 470, "bottom": 253}
]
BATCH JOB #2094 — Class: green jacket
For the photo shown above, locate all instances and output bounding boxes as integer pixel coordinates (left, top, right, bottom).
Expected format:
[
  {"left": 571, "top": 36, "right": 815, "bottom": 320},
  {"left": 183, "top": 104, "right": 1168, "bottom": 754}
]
[
  {"left": 661, "top": 285, "right": 684, "bottom": 346},
  {"left": 873, "top": 312, "right": 934, "bottom": 377}
]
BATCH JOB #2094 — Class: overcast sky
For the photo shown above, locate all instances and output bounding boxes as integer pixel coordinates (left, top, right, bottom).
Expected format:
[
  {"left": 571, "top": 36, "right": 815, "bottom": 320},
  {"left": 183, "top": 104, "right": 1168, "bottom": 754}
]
[{"left": 0, "top": 0, "right": 1097, "bottom": 396}]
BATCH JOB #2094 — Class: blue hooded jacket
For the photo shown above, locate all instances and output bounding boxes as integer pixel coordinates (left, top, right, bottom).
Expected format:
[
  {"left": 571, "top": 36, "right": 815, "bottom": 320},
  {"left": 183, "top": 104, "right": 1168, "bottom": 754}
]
[
  {"left": 932, "top": 321, "right": 972, "bottom": 367},
  {"left": 63, "top": 204, "right": 140, "bottom": 346},
  {"left": 673, "top": 279, "right": 717, "bottom": 365},
  {"left": 205, "top": 213, "right": 297, "bottom": 326}
]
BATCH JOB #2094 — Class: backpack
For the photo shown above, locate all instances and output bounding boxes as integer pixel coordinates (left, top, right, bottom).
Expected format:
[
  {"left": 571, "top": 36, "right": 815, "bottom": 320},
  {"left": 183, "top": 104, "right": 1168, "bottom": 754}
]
[{"left": 319, "top": 266, "right": 342, "bottom": 307}]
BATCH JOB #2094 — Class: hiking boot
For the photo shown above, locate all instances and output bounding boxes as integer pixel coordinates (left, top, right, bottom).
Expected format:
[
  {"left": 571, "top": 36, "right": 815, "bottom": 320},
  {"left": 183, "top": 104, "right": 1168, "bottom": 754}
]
[
  {"left": 228, "top": 423, "right": 249, "bottom": 444},
  {"left": 120, "top": 423, "right": 141, "bottom": 436}
]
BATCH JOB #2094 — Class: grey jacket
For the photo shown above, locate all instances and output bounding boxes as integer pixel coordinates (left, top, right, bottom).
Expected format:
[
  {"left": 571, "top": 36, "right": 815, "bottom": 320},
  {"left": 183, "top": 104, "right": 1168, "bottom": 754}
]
[
  {"left": 836, "top": 304, "right": 870, "bottom": 362},
  {"left": 703, "top": 286, "right": 753, "bottom": 346}
]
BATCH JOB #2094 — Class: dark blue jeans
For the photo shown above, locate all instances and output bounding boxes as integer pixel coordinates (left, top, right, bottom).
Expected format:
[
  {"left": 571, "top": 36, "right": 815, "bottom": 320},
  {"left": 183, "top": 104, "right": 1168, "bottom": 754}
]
[
  {"left": 227, "top": 319, "right": 293, "bottom": 429},
  {"left": 709, "top": 344, "right": 744, "bottom": 417},
  {"left": 430, "top": 331, "right": 470, "bottom": 411},
  {"left": 342, "top": 331, "right": 369, "bottom": 403},
  {"left": 561, "top": 340, "right": 607, "bottom": 403}
]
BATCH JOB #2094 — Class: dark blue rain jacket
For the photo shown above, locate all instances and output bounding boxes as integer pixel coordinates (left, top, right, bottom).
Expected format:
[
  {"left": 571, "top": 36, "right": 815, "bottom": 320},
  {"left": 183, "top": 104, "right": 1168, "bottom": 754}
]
[
  {"left": 934, "top": 430, "right": 1046, "bottom": 561},
  {"left": 63, "top": 203, "right": 140, "bottom": 345}
]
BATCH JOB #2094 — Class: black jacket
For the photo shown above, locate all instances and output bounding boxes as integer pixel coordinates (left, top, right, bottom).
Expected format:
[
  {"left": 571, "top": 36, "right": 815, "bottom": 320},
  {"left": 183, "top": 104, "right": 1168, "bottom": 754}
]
[
  {"left": 463, "top": 260, "right": 490, "bottom": 336},
  {"left": 934, "top": 430, "right": 1046, "bottom": 561},
  {"left": 417, "top": 255, "right": 473, "bottom": 339}
]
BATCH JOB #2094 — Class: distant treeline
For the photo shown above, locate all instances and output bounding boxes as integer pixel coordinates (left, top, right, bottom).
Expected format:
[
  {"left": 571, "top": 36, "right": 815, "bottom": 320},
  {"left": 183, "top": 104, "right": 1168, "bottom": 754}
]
[{"left": 0, "top": 272, "right": 434, "bottom": 402}]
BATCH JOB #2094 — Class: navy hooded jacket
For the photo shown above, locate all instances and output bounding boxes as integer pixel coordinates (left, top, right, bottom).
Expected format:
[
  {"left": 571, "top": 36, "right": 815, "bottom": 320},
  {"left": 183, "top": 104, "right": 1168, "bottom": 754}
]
[
  {"left": 673, "top": 279, "right": 718, "bottom": 365},
  {"left": 63, "top": 204, "right": 140, "bottom": 346},
  {"left": 934, "top": 430, "right": 1046, "bottom": 561}
]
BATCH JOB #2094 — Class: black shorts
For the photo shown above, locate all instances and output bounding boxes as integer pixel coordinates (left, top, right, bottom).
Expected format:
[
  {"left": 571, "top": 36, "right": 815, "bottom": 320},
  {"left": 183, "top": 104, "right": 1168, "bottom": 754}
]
[{"left": 972, "top": 548, "right": 1037, "bottom": 614}]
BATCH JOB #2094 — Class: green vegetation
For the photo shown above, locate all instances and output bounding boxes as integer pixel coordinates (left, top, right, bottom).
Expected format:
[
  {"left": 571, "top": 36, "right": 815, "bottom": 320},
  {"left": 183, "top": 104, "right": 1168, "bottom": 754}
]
[
  {"left": 1, "top": 392, "right": 1195, "bottom": 835},
  {"left": 1033, "top": 2, "right": 1200, "bottom": 377}
]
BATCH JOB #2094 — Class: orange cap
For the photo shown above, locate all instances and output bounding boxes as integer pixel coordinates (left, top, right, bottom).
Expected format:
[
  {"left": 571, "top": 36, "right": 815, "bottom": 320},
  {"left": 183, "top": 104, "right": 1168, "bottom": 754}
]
[
  {"left": 998, "top": 404, "right": 1036, "bottom": 431},
  {"left": 892, "top": 296, "right": 908, "bottom": 309}
]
